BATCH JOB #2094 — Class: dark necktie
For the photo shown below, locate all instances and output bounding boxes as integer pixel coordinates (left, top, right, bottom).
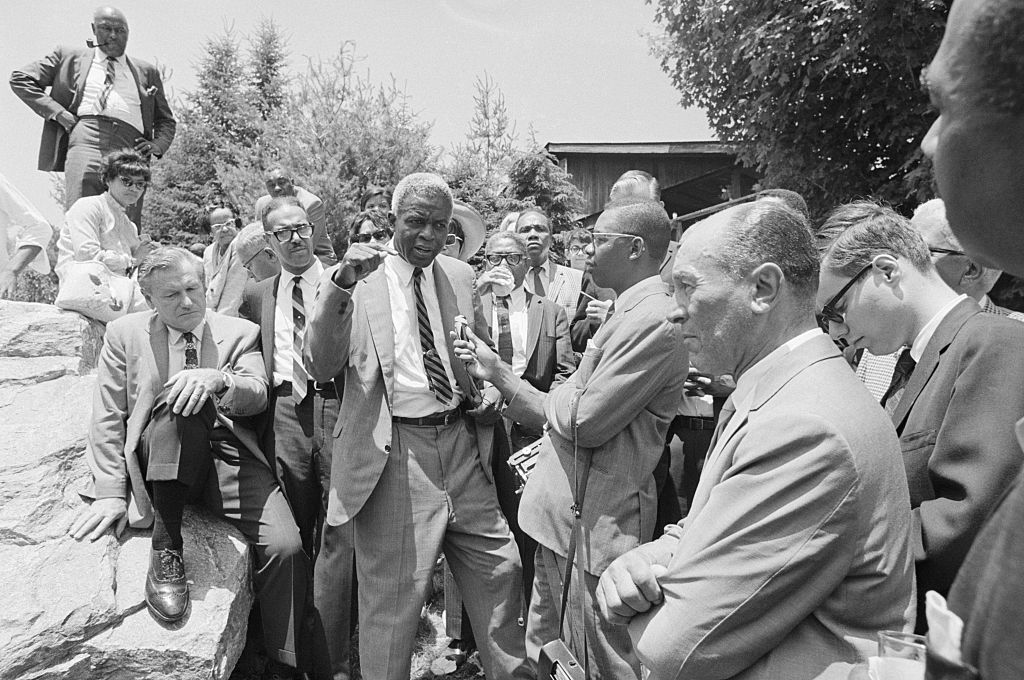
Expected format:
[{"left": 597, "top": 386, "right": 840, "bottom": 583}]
[
  {"left": 496, "top": 295, "right": 514, "bottom": 365},
  {"left": 183, "top": 332, "right": 199, "bottom": 370},
  {"left": 291, "top": 276, "right": 309, "bottom": 404},
  {"left": 531, "top": 267, "right": 546, "bottom": 298},
  {"left": 412, "top": 268, "right": 454, "bottom": 405},
  {"left": 882, "top": 349, "right": 916, "bottom": 416},
  {"left": 97, "top": 57, "right": 117, "bottom": 111}
]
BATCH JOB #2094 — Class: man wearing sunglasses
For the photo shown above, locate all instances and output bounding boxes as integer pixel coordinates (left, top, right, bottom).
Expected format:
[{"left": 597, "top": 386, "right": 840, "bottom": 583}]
[
  {"left": 817, "top": 201, "right": 1024, "bottom": 634},
  {"left": 239, "top": 197, "right": 354, "bottom": 679}
]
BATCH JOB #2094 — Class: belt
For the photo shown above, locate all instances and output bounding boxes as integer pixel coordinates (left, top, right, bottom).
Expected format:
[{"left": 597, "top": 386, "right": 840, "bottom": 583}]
[
  {"left": 274, "top": 380, "right": 338, "bottom": 400},
  {"left": 678, "top": 415, "right": 717, "bottom": 431},
  {"left": 392, "top": 407, "right": 463, "bottom": 427},
  {"left": 76, "top": 114, "right": 143, "bottom": 134}
]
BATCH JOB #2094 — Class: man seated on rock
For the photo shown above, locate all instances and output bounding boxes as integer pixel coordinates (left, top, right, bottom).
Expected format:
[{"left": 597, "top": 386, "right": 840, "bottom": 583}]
[{"left": 69, "top": 246, "right": 308, "bottom": 680}]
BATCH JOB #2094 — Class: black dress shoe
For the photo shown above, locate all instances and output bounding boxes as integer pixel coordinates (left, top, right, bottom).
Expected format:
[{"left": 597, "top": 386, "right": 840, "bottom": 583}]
[{"left": 145, "top": 547, "right": 189, "bottom": 622}]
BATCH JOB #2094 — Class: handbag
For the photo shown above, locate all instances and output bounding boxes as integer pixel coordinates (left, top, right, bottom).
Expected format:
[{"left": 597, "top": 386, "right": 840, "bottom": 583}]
[
  {"left": 55, "top": 260, "right": 143, "bottom": 323},
  {"left": 538, "top": 392, "right": 590, "bottom": 680}
]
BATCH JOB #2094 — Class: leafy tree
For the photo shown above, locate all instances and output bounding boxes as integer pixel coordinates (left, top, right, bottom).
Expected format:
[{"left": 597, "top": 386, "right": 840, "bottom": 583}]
[
  {"left": 504, "top": 147, "right": 584, "bottom": 232},
  {"left": 648, "top": 0, "right": 948, "bottom": 217}
]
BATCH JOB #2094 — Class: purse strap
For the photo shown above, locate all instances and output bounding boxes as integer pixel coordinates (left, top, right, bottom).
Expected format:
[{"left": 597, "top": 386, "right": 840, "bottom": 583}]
[{"left": 556, "top": 390, "right": 591, "bottom": 675}]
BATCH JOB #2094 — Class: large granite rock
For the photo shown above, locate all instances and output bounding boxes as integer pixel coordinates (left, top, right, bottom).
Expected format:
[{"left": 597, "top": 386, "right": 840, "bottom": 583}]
[{"left": 0, "top": 302, "right": 253, "bottom": 680}]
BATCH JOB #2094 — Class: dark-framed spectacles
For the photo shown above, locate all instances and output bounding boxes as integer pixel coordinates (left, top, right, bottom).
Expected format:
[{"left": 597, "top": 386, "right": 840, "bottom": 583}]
[
  {"left": 269, "top": 223, "right": 314, "bottom": 242},
  {"left": 567, "top": 243, "right": 591, "bottom": 256},
  {"left": 118, "top": 175, "right": 149, "bottom": 189},
  {"left": 485, "top": 253, "right": 524, "bottom": 266},
  {"left": 818, "top": 262, "right": 873, "bottom": 331},
  {"left": 242, "top": 247, "right": 271, "bottom": 275},
  {"left": 928, "top": 246, "right": 966, "bottom": 257},
  {"left": 352, "top": 229, "right": 391, "bottom": 244}
]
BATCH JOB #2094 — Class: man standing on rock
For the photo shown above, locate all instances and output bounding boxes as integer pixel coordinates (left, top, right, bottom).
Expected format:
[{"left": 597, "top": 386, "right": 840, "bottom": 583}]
[
  {"left": 10, "top": 6, "right": 176, "bottom": 228},
  {"left": 254, "top": 166, "right": 336, "bottom": 266},
  {"left": 69, "top": 246, "right": 308, "bottom": 680}
]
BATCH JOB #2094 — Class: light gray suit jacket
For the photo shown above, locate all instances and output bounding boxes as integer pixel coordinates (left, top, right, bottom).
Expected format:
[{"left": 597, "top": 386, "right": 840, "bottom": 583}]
[
  {"left": 307, "top": 254, "right": 495, "bottom": 526},
  {"left": 86, "top": 310, "right": 269, "bottom": 528},
  {"left": 629, "top": 333, "right": 916, "bottom": 680}
]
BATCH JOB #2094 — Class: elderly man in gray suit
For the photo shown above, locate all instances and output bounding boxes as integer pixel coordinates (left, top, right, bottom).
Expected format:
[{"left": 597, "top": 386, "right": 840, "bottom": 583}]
[
  {"left": 306, "top": 173, "right": 529, "bottom": 680},
  {"left": 597, "top": 200, "right": 916, "bottom": 680},
  {"left": 456, "top": 199, "right": 688, "bottom": 678}
]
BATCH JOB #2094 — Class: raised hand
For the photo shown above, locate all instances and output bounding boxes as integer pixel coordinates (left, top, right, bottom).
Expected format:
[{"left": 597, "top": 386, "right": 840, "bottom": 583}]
[{"left": 334, "top": 242, "right": 398, "bottom": 288}]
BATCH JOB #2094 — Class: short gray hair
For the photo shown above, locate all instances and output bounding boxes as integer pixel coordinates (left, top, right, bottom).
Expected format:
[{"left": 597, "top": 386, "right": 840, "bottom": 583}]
[
  {"left": 261, "top": 195, "right": 303, "bottom": 226},
  {"left": 486, "top": 231, "right": 528, "bottom": 254},
  {"left": 234, "top": 222, "right": 270, "bottom": 263},
  {"left": 820, "top": 201, "right": 932, "bottom": 276},
  {"left": 391, "top": 173, "right": 453, "bottom": 215},
  {"left": 610, "top": 170, "right": 661, "bottom": 202},
  {"left": 137, "top": 246, "right": 204, "bottom": 294},
  {"left": 910, "top": 198, "right": 958, "bottom": 249},
  {"left": 709, "top": 200, "right": 820, "bottom": 309}
]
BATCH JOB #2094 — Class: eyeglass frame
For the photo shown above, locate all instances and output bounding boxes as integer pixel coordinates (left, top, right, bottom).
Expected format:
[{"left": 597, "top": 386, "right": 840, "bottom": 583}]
[
  {"left": 484, "top": 253, "right": 525, "bottom": 266},
  {"left": 928, "top": 246, "right": 966, "bottom": 257},
  {"left": 351, "top": 229, "right": 392, "bottom": 244},
  {"left": 818, "top": 262, "right": 874, "bottom": 331},
  {"left": 117, "top": 175, "right": 150, "bottom": 190},
  {"left": 267, "top": 223, "right": 314, "bottom": 243},
  {"left": 589, "top": 231, "right": 645, "bottom": 248}
]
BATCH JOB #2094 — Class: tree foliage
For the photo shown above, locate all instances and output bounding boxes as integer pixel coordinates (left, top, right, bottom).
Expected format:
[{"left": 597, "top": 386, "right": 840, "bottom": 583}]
[{"left": 649, "top": 0, "right": 948, "bottom": 217}]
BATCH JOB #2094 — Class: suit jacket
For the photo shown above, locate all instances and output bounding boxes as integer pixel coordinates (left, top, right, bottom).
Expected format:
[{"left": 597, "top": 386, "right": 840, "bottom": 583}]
[
  {"left": 931, "top": 419, "right": 1024, "bottom": 680},
  {"left": 86, "top": 310, "right": 269, "bottom": 528},
  {"left": 513, "top": 276, "right": 687, "bottom": 575},
  {"left": 536, "top": 260, "right": 584, "bottom": 318},
  {"left": 254, "top": 187, "right": 336, "bottom": 265},
  {"left": 307, "top": 254, "right": 495, "bottom": 526},
  {"left": 10, "top": 46, "right": 176, "bottom": 171},
  {"left": 568, "top": 268, "right": 616, "bottom": 353},
  {"left": 481, "top": 290, "right": 575, "bottom": 394},
  {"left": 889, "top": 298, "right": 1024, "bottom": 601},
  {"left": 629, "top": 333, "right": 916, "bottom": 680}
]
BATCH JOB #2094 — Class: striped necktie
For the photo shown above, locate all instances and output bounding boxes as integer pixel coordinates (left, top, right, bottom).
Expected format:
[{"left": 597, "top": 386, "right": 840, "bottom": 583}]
[
  {"left": 183, "top": 332, "right": 199, "bottom": 370},
  {"left": 413, "top": 267, "right": 454, "bottom": 405},
  {"left": 531, "top": 266, "right": 546, "bottom": 298},
  {"left": 496, "top": 295, "right": 514, "bottom": 365},
  {"left": 97, "top": 57, "right": 117, "bottom": 112},
  {"left": 291, "top": 276, "right": 309, "bottom": 404}
]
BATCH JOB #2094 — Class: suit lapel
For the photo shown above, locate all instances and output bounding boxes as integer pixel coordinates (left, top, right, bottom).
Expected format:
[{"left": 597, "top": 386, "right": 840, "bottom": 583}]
[
  {"left": 481, "top": 294, "right": 494, "bottom": 334},
  {"left": 261, "top": 276, "right": 279, "bottom": 381},
  {"left": 72, "top": 50, "right": 92, "bottom": 110},
  {"left": 891, "top": 298, "right": 979, "bottom": 427},
  {"left": 547, "top": 264, "right": 564, "bottom": 302},
  {"left": 433, "top": 264, "right": 474, "bottom": 394},
  {"left": 525, "top": 293, "right": 542, "bottom": 361},
  {"left": 363, "top": 270, "right": 397, "bottom": 406},
  {"left": 148, "top": 314, "right": 170, "bottom": 384},
  {"left": 200, "top": 318, "right": 221, "bottom": 369}
]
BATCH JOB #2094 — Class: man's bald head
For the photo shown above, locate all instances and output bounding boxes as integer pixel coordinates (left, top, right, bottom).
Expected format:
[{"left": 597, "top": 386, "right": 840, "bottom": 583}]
[{"left": 91, "top": 6, "right": 129, "bottom": 58}]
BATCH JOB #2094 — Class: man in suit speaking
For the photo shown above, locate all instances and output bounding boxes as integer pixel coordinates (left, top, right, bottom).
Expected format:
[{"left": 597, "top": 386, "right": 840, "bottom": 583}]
[
  {"left": 597, "top": 200, "right": 916, "bottom": 680},
  {"left": 307, "top": 173, "right": 530, "bottom": 680},
  {"left": 10, "top": 6, "right": 176, "bottom": 227}
]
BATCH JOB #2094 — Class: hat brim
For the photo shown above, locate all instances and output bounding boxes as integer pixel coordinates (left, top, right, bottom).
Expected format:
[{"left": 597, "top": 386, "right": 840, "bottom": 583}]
[{"left": 451, "top": 201, "right": 486, "bottom": 262}]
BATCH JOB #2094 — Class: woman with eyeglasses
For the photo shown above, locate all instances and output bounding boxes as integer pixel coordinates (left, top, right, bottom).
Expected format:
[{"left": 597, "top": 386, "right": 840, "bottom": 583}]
[
  {"left": 348, "top": 209, "right": 393, "bottom": 247},
  {"left": 199, "top": 201, "right": 250, "bottom": 316},
  {"left": 55, "top": 148, "right": 157, "bottom": 288},
  {"left": 441, "top": 200, "right": 486, "bottom": 262}
]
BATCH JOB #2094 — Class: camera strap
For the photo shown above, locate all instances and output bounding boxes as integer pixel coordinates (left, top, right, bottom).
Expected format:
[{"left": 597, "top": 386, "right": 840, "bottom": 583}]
[{"left": 556, "top": 390, "right": 591, "bottom": 677}]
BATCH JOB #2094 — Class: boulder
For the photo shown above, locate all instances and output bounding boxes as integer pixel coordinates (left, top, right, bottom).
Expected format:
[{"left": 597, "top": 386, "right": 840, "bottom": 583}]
[{"left": 0, "top": 302, "right": 253, "bottom": 680}]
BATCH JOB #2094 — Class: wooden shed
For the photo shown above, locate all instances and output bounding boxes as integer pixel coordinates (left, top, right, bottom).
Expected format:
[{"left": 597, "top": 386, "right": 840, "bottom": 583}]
[{"left": 545, "top": 141, "right": 759, "bottom": 229}]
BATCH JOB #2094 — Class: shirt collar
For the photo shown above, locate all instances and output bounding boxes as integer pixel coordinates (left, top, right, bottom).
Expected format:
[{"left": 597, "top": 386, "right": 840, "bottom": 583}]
[
  {"left": 730, "top": 328, "right": 823, "bottom": 411},
  {"left": 531, "top": 258, "right": 550, "bottom": 276},
  {"left": 93, "top": 50, "right": 127, "bottom": 66},
  {"left": 909, "top": 294, "right": 969, "bottom": 363},
  {"left": 102, "top": 191, "right": 128, "bottom": 216},
  {"left": 387, "top": 244, "right": 434, "bottom": 285},
  {"left": 167, "top": 315, "right": 207, "bottom": 345},
  {"left": 279, "top": 260, "right": 324, "bottom": 290},
  {"left": 613, "top": 275, "right": 664, "bottom": 313}
]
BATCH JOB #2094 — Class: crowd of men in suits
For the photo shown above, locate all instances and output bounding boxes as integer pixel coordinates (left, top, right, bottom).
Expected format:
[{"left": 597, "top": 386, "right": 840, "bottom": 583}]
[{"left": 7, "top": 1, "right": 1024, "bottom": 679}]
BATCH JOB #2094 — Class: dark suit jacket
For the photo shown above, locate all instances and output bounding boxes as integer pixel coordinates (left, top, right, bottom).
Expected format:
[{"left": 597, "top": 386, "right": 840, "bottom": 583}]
[
  {"left": 890, "top": 298, "right": 1024, "bottom": 603},
  {"left": 568, "top": 268, "right": 616, "bottom": 353},
  {"left": 306, "top": 254, "right": 496, "bottom": 526},
  {"left": 86, "top": 310, "right": 269, "bottom": 528},
  {"left": 10, "top": 46, "right": 176, "bottom": 171}
]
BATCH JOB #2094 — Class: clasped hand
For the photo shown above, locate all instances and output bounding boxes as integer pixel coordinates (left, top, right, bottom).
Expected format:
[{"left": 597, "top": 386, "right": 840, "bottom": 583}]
[
  {"left": 165, "top": 368, "right": 225, "bottom": 416},
  {"left": 596, "top": 550, "right": 668, "bottom": 625}
]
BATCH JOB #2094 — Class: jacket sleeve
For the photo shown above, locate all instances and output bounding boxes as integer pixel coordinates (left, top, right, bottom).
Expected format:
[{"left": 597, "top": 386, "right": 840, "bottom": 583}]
[
  {"left": 629, "top": 413, "right": 862, "bottom": 680},
  {"left": 552, "top": 305, "right": 576, "bottom": 386},
  {"left": 86, "top": 322, "right": 131, "bottom": 500},
  {"left": 146, "top": 65, "right": 176, "bottom": 157},
  {"left": 9, "top": 46, "right": 67, "bottom": 121},
  {"left": 305, "top": 264, "right": 353, "bottom": 382},
  {"left": 216, "top": 321, "right": 268, "bottom": 417}
]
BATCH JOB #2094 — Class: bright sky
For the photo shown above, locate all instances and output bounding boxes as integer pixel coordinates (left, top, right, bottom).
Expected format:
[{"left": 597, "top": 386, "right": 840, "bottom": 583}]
[{"left": 0, "top": 0, "right": 712, "bottom": 224}]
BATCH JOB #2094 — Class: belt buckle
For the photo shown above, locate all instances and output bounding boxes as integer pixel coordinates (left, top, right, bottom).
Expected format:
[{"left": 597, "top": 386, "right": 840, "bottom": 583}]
[{"left": 443, "top": 409, "right": 459, "bottom": 425}]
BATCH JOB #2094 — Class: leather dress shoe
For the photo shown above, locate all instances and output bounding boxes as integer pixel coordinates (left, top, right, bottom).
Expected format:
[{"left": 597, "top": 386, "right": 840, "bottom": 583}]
[{"left": 145, "top": 547, "right": 189, "bottom": 622}]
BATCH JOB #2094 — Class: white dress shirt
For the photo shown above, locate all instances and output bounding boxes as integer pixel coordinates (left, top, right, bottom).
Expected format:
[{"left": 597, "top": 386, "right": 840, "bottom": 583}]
[
  {"left": 79, "top": 51, "right": 144, "bottom": 133},
  {"left": 910, "top": 294, "right": 970, "bottom": 363},
  {"left": 166, "top": 315, "right": 238, "bottom": 405},
  {"left": 385, "top": 253, "right": 463, "bottom": 417},
  {"left": 490, "top": 285, "right": 529, "bottom": 377},
  {"left": 273, "top": 261, "right": 323, "bottom": 387}
]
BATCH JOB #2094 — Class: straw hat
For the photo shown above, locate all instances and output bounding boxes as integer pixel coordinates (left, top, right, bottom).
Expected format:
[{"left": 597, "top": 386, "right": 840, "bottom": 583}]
[{"left": 450, "top": 201, "right": 486, "bottom": 261}]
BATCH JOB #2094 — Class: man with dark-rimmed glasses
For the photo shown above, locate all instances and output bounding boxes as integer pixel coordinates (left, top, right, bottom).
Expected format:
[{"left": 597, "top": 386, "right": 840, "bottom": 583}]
[{"left": 817, "top": 199, "right": 1024, "bottom": 634}]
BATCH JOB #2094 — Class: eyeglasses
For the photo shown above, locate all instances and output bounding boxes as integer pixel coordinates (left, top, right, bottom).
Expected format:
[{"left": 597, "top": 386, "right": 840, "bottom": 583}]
[
  {"left": 243, "top": 248, "right": 270, "bottom": 271},
  {"left": 928, "top": 246, "right": 966, "bottom": 257},
  {"left": 352, "top": 229, "right": 391, "bottom": 244},
  {"left": 818, "top": 262, "right": 873, "bottom": 331},
  {"left": 209, "top": 220, "right": 236, "bottom": 231},
  {"left": 591, "top": 231, "right": 644, "bottom": 247},
  {"left": 485, "top": 253, "right": 525, "bottom": 266},
  {"left": 118, "top": 176, "right": 149, "bottom": 189},
  {"left": 269, "top": 223, "right": 314, "bottom": 242},
  {"left": 444, "top": 233, "right": 461, "bottom": 247},
  {"left": 567, "top": 244, "right": 591, "bottom": 256}
]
